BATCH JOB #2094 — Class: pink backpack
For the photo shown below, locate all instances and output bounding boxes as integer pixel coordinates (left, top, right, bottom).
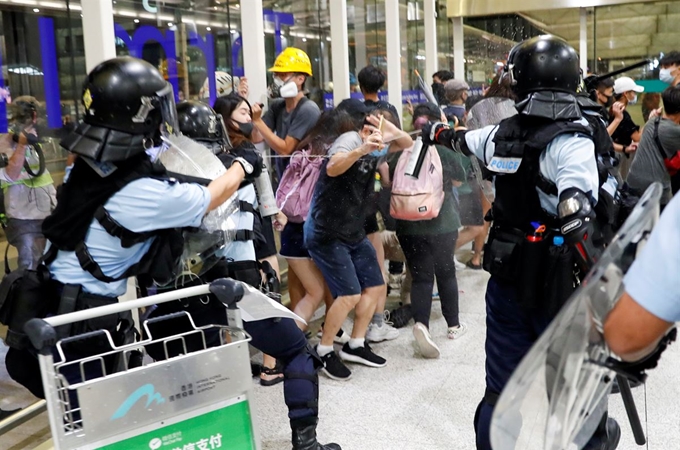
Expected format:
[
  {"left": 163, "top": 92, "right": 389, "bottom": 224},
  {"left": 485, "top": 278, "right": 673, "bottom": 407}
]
[
  {"left": 389, "top": 141, "right": 445, "bottom": 221},
  {"left": 276, "top": 149, "right": 324, "bottom": 223}
]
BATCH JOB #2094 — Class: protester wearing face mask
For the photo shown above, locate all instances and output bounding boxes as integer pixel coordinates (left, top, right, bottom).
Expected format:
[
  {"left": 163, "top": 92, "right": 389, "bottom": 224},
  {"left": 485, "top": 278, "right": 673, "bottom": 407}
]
[
  {"left": 592, "top": 77, "right": 626, "bottom": 137},
  {"left": 252, "top": 47, "right": 321, "bottom": 180},
  {"left": 610, "top": 77, "right": 644, "bottom": 158},
  {"left": 660, "top": 51, "right": 680, "bottom": 87}
]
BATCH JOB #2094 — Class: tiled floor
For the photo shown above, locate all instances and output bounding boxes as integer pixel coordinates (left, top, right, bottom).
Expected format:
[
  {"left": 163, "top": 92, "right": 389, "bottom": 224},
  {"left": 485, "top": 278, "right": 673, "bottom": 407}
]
[{"left": 2, "top": 265, "right": 680, "bottom": 449}]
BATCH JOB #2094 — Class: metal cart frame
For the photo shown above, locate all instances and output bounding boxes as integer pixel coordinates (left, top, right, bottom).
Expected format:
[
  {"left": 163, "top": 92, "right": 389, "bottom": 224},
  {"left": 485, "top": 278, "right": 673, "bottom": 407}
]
[{"left": 25, "top": 281, "right": 261, "bottom": 450}]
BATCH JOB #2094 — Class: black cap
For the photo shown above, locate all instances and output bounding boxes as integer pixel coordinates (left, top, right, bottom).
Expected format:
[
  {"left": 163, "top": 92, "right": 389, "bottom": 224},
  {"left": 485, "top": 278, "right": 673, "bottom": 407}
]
[
  {"left": 336, "top": 98, "right": 370, "bottom": 123},
  {"left": 660, "top": 51, "right": 680, "bottom": 66}
]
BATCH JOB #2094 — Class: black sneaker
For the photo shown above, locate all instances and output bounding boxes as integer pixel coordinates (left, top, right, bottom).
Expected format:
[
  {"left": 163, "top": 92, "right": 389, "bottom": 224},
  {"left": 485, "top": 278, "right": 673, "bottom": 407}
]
[
  {"left": 318, "top": 348, "right": 352, "bottom": 381},
  {"left": 390, "top": 304, "right": 413, "bottom": 329},
  {"left": 339, "top": 342, "right": 387, "bottom": 368}
]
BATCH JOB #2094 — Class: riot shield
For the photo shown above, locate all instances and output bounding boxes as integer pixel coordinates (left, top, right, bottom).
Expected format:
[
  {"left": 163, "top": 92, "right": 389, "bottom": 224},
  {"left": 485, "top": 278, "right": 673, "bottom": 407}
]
[
  {"left": 490, "top": 182, "right": 663, "bottom": 450},
  {"left": 159, "top": 134, "right": 239, "bottom": 278}
]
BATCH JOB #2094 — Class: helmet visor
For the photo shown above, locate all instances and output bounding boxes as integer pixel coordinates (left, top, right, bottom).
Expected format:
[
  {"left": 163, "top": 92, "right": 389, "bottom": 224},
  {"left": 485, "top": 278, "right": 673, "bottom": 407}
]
[{"left": 157, "top": 83, "right": 179, "bottom": 137}]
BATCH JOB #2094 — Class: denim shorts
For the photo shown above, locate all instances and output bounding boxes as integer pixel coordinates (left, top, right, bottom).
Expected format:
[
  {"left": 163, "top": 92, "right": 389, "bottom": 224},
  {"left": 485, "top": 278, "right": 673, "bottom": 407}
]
[{"left": 307, "top": 237, "right": 385, "bottom": 298}]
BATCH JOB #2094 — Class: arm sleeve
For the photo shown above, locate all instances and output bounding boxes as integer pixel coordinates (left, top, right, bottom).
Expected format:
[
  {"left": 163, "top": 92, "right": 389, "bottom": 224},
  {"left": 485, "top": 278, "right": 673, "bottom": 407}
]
[
  {"left": 463, "top": 125, "right": 499, "bottom": 166},
  {"left": 328, "top": 132, "right": 362, "bottom": 157},
  {"left": 551, "top": 135, "right": 599, "bottom": 202},
  {"left": 108, "top": 179, "right": 212, "bottom": 232},
  {"left": 623, "top": 195, "right": 680, "bottom": 322},
  {"left": 287, "top": 103, "right": 321, "bottom": 141}
]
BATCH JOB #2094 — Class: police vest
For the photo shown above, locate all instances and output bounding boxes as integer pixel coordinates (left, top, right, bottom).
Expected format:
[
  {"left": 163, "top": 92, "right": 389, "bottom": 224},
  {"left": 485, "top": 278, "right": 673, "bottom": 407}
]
[
  {"left": 490, "top": 115, "right": 594, "bottom": 231},
  {"left": 44, "top": 166, "right": 185, "bottom": 288}
]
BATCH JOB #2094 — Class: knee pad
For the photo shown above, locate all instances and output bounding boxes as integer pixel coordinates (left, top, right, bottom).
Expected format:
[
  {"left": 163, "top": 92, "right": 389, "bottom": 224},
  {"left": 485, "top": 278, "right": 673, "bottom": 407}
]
[{"left": 283, "top": 343, "right": 322, "bottom": 419}]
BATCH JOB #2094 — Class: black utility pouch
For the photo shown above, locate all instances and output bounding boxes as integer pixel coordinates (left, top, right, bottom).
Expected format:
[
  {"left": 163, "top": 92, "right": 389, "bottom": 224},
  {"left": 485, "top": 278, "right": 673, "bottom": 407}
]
[
  {"left": 543, "top": 244, "right": 576, "bottom": 319},
  {"left": 483, "top": 227, "right": 524, "bottom": 283},
  {"left": 516, "top": 238, "right": 549, "bottom": 310},
  {"left": 0, "top": 266, "right": 56, "bottom": 350}
]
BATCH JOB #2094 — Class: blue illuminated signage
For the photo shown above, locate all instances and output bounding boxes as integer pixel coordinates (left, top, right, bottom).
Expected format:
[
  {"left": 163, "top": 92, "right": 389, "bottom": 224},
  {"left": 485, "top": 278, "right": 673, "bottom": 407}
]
[{"left": 0, "top": 10, "right": 296, "bottom": 133}]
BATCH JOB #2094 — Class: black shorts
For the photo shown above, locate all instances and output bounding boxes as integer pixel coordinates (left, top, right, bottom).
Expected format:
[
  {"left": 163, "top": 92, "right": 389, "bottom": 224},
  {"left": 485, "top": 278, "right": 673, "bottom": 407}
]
[
  {"left": 279, "top": 222, "right": 310, "bottom": 259},
  {"left": 255, "top": 215, "right": 278, "bottom": 260},
  {"left": 458, "top": 183, "right": 484, "bottom": 227}
]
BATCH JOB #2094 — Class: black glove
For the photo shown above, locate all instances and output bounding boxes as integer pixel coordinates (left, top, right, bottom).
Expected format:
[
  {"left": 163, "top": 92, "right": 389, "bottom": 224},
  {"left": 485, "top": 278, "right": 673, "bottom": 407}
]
[
  {"left": 421, "top": 121, "right": 450, "bottom": 148},
  {"left": 603, "top": 327, "right": 677, "bottom": 383},
  {"left": 230, "top": 146, "right": 263, "bottom": 181}
]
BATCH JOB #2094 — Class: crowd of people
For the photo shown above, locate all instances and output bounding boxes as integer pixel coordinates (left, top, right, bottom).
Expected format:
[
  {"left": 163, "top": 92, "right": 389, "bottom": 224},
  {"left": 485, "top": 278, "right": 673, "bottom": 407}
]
[{"left": 1, "top": 37, "right": 680, "bottom": 450}]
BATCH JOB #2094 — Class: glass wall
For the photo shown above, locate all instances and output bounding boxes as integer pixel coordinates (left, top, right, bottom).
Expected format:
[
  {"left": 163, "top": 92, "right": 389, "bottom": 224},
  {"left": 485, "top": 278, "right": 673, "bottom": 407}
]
[
  {"left": 460, "top": 1, "right": 680, "bottom": 120},
  {"left": 262, "top": 0, "right": 332, "bottom": 109},
  {"left": 0, "top": 2, "right": 85, "bottom": 184}
]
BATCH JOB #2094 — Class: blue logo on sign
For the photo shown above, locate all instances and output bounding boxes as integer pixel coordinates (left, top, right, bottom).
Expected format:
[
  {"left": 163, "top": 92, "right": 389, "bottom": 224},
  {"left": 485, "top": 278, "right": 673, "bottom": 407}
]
[{"left": 111, "top": 384, "right": 165, "bottom": 420}]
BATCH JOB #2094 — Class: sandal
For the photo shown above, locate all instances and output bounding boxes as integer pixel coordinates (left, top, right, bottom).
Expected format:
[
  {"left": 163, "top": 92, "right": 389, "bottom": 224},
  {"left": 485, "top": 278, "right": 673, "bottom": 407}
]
[{"left": 259, "top": 364, "right": 284, "bottom": 387}]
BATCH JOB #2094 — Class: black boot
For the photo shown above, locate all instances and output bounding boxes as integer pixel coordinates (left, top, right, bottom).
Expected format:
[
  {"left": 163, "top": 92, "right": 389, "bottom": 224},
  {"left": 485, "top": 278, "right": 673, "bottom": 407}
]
[
  {"left": 291, "top": 419, "right": 341, "bottom": 450},
  {"left": 582, "top": 412, "right": 621, "bottom": 450}
]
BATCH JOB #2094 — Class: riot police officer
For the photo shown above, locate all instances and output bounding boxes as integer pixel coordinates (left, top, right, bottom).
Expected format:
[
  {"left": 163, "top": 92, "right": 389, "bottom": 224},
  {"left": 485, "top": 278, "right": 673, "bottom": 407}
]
[
  {"left": 173, "top": 100, "right": 340, "bottom": 450},
  {"left": 3, "top": 55, "right": 261, "bottom": 428},
  {"left": 424, "top": 35, "right": 620, "bottom": 450}
]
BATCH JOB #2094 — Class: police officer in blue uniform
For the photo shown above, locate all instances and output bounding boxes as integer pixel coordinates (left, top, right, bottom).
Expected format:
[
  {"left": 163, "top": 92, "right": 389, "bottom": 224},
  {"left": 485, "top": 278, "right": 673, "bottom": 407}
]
[
  {"left": 604, "top": 193, "right": 680, "bottom": 370},
  {"left": 425, "top": 36, "right": 620, "bottom": 450},
  {"left": 173, "top": 101, "right": 341, "bottom": 450}
]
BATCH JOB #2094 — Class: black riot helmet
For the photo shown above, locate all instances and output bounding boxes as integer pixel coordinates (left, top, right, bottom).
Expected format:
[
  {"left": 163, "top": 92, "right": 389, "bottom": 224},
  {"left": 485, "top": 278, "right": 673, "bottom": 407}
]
[
  {"left": 176, "top": 100, "right": 228, "bottom": 146},
  {"left": 62, "top": 56, "right": 179, "bottom": 162},
  {"left": 81, "top": 56, "right": 177, "bottom": 135},
  {"left": 504, "top": 35, "right": 581, "bottom": 99}
]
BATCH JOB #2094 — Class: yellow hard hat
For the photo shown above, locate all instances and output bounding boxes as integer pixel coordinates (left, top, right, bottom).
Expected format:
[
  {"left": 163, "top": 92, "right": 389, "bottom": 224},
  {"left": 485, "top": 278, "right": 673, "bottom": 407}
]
[{"left": 268, "top": 47, "right": 313, "bottom": 77}]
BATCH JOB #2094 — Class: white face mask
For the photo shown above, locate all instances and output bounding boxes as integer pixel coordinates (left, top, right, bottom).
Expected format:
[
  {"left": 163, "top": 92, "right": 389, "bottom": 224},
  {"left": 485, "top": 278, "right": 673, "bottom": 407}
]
[
  {"left": 279, "top": 80, "right": 299, "bottom": 98},
  {"left": 629, "top": 94, "right": 638, "bottom": 105},
  {"left": 273, "top": 76, "right": 286, "bottom": 87},
  {"left": 660, "top": 68, "right": 675, "bottom": 84}
]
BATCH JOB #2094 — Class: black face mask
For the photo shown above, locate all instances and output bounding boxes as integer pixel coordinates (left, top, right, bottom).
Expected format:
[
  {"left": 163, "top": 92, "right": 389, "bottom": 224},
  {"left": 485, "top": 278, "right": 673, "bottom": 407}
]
[
  {"left": 234, "top": 121, "right": 254, "bottom": 138},
  {"left": 603, "top": 94, "right": 614, "bottom": 108}
]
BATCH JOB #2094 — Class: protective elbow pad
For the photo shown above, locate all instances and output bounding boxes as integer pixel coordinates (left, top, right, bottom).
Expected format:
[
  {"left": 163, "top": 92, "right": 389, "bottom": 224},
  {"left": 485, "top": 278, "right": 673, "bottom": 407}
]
[{"left": 558, "top": 187, "right": 600, "bottom": 268}]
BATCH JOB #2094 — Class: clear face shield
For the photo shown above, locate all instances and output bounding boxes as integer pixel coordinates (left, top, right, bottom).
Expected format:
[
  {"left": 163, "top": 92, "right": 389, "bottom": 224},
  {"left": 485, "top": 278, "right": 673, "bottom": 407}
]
[
  {"left": 156, "top": 83, "right": 180, "bottom": 138},
  {"left": 490, "top": 183, "right": 663, "bottom": 450},
  {"left": 158, "top": 132, "right": 239, "bottom": 281}
]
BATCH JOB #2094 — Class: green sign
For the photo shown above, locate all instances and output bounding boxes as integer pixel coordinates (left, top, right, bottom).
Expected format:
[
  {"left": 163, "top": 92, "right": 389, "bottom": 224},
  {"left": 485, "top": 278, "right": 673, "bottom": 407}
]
[{"left": 99, "top": 400, "right": 255, "bottom": 450}]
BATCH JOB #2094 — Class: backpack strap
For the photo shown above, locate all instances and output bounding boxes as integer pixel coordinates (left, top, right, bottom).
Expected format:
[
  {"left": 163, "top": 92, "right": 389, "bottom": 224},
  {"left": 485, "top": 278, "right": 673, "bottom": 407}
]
[
  {"left": 286, "top": 97, "right": 309, "bottom": 133},
  {"left": 94, "top": 206, "right": 156, "bottom": 248},
  {"left": 653, "top": 116, "right": 667, "bottom": 161},
  {"left": 239, "top": 200, "right": 257, "bottom": 215}
]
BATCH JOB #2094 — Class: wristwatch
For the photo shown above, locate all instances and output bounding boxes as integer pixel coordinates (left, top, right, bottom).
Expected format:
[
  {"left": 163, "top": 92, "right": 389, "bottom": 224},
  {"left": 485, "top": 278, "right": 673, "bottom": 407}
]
[{"left": 233, "top": 156, "right": 254, "bottom": 175}]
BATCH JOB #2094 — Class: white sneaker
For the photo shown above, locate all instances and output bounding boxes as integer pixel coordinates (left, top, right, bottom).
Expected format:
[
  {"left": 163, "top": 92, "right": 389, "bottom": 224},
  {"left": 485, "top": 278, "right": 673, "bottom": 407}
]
[
  {"left": 366, "top": 322, "right": 400, "bottom": 342},
  {"left": 413, "top": 322, "right": 440, "bottom": 359},
  {"left": 447, "top": 322, "right": 468, "bottom": 340},
  {"left": 454, "top": 256, "right": 466, "bottom": 271}
]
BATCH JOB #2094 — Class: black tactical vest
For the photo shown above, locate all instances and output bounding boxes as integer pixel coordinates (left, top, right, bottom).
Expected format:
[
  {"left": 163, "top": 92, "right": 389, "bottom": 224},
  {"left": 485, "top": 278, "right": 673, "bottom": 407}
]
[{"left": 490, "top": 115, "right": 593, "bottom": 232}]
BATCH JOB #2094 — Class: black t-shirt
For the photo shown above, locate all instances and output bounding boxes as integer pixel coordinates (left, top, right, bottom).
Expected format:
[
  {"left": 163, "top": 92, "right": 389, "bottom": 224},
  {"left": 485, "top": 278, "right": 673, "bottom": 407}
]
[
  {"left": 610, "top": 110, "right": 639, "bottom": 147},
  {"left": 306, "top": 132, "right": 377, "bottom": 244},
  {"left": 363, "top": 99, "right": 400, "bottom": 124}
]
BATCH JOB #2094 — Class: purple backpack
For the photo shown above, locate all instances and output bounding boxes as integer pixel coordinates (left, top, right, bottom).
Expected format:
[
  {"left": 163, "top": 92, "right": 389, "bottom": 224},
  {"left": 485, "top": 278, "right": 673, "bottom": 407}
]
[{"left": 275, "top": 149, "right": 324, "bottom": 223}]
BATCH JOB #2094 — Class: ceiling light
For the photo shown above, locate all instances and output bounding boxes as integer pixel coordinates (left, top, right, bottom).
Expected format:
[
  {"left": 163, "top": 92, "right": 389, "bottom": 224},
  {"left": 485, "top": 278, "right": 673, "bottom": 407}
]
[
  {"left": 302, "top": 38, "right": 307, "bottom": 42},
  {"left": 168, "top": 22, "right": 174, "bottom": 27},
  {"left": 134, "top": 19, "right": 140, "bottom": 23},
  {"left": 33, "top": 8, "right": 39, "bottom": 12},
  {"left": 206, "top": 27, "right": 211, "bottom": 31}
]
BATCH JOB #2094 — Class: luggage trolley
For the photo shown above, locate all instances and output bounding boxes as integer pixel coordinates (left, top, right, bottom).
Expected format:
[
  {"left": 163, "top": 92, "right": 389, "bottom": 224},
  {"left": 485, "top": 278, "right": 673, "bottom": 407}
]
[{"left": 24, "top": 279, "right": 261, "bottom": 450}]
